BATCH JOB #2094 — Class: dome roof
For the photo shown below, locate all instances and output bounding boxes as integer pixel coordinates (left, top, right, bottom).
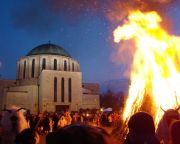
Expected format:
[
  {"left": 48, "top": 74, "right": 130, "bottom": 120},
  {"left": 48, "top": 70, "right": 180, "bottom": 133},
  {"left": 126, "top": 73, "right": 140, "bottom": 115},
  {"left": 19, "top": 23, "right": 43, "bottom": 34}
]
[{"left": 26, "top": 43, "right": 71, "bottom": 57}]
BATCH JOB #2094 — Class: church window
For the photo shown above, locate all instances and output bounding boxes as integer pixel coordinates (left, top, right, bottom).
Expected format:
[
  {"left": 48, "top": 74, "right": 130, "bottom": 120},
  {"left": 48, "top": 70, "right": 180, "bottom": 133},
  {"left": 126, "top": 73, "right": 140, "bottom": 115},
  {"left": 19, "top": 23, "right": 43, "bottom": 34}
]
[
  {"left": 68, "top": 62, "right": 70, "bottom": 71},
  {"left": 72, "top": 63, "right": 74, "bottom": 72},
  {"left": 64, "top": 60, "right": 67, "bottom": 71},
  {"left": 77, "top": 65, "right": 79, "bottom": 71},
  {"left": 23, "top": 61, "right": 26, "bottom": 79},
  {"left": 68, "top": 78, "right": 72, "bottom": 102},
  {"left": 54, "top": 59, "right": 57, "bottom": 70},
  {"left": 61, "top": 78, "right": 64, "bottom": 102},
  {"left": 42, "top": 58, "right": 46, "bottom": 70},
  {"left": 54, "top": 77, "right": 57, "bottom": 102},
  {"left": 32, "top": 59, "right": 35, "bottom": 78}
]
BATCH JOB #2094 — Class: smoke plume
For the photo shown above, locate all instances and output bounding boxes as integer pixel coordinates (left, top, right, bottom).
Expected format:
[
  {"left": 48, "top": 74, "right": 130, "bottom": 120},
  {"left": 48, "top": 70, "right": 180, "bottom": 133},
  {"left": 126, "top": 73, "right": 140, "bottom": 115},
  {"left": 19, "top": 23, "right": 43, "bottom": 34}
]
[
  {"left": 108, "top": 0, "right": 179, "bottom": 78},
  {"left": 11, "top": 0, "right": 178, "bottom": 34}
]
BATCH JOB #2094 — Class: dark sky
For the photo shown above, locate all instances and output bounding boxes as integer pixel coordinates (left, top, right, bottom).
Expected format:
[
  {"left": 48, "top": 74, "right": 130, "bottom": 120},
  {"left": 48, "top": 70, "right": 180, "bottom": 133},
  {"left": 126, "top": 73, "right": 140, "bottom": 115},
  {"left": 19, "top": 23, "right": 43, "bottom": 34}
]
[{"left": 1, "top": 0, "right": 180, "bottom": 84}]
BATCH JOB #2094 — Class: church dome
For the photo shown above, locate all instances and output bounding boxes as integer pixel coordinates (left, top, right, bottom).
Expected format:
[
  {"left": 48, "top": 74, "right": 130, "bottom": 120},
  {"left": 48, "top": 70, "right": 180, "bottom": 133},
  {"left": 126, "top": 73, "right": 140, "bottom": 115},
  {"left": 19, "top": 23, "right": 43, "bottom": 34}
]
[{"left": 27, "top": 43, "right": 71, "bottom": 57}]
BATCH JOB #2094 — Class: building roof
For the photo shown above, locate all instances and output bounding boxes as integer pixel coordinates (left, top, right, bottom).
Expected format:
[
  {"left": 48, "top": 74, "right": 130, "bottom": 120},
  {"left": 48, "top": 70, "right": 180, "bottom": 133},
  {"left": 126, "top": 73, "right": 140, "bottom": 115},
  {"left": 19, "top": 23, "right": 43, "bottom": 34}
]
[{"left": 26, "top": 43, "right": 71, "bottom": 57}]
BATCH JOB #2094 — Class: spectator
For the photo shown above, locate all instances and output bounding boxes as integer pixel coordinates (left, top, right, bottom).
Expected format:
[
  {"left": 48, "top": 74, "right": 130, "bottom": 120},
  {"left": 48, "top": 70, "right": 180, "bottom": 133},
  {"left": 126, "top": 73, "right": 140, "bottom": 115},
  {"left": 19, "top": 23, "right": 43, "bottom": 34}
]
[
  {"left": 52, "top": 113, "right": 59, "bottom": 131},
  {"left": 124, "top": 112, "right": 160, "bottom": 144},
  {"left": 64, "top": 111, "right": 72, "bottom": 125},
  {"left": 14, "top": 128, "right": 39, "bottom": 144},
  {"left": 72, "top": 112, "right": 78, "bottom": 124},
  {"left": 108, "top": 114, "right": 113, "bottom": 127},
  {"left": 46, "top": 124, "right": 117, "bottom": 144},
  {"left": 169, "top": 120, "right": 180, "bottom": 144},
  {"left": 58, "top": 115, "right": 67, "bottom": 128},
  {"left": 156, "top": 108, "right": 180, "bottom": 144}
]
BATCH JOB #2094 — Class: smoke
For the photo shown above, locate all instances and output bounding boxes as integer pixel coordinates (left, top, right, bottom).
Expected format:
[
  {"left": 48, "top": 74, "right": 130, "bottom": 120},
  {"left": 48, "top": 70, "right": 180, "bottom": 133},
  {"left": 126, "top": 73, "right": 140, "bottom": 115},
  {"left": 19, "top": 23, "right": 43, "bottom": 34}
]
[
  {"left": 11, "top": 0, "right": 178, "bottom": 34},
  {"left": 109, "top": 0, "right": 179, "bottom": 78},
  {"left": 111, "top": 40, "right": 136, "bottom": 78},
  {"left": 11, "top": 0, "right": 60, "bottom": 35},
  {"left": 107, "top": 0, "right": 177, "bottom": 26},
  {"left": 11, "top": 0, "right": 106, "bottom": 35}
]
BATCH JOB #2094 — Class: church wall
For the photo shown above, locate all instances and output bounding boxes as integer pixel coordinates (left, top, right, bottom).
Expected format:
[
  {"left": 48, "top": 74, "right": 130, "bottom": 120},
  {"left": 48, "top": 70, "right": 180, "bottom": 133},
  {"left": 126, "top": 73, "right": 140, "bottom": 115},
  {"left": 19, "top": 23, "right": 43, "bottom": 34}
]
[
  {"left": 0, "top": 80, "right": 16, "bottom": 110},
  {"left": 49, "top": 56, "right": 59, "bottom": 70},
  {"left": 17, "top": 55, "right": 80, "bottom": 81},
  {"left": 82, "top": 83, "right": 100, "bottom": 94},
  {"left": 39, "top": 70, "right": 82, "bottom": 112},
  {"left": 18, "top": 60, "right": 22, "bottom": 80},
  {"left": 27, "top": 56, "right": 38, "bottom": 78},
  {"left": 3, "top": 85, "right": 38, "bottom": 114},
  {"left": 82, "top": 94, "right": 100, "bottom": 109}
]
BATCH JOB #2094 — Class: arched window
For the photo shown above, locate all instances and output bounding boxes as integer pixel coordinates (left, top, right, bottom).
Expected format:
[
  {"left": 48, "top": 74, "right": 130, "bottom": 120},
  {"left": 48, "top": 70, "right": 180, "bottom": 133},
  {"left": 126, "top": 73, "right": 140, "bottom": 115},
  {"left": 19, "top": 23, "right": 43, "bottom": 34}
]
[
  {"left": 23, "top": 61, "right": 26, "bottom": 79},
  {"left": 54, "top": 77, "right": 57, "bottom": 102},
  {"left": 68, "top": 62, "right": 70, "bottom": 71},
  {"left": 72, "top": 63, "right": 74, "bottom": 72},
  {"left": 42, "top": 58, "right": 46, "bottom": 70},
  {"left": 77, "top": 65, "right": 79, "bottom": 71},
  {"left": 54, "top": 59, "right": 57, "bottom": 70},
  {"left": 61, "top": 78, "right": 64, "bottom": 102},
  {"left": 64, "top": 60, "right": 67, "bottom": 71},
  {"left": 32, "top": 59, "right": 35, "bottom": 78},
  {"left": 68, "top": 78, "right": 72, "bottom": 102}
]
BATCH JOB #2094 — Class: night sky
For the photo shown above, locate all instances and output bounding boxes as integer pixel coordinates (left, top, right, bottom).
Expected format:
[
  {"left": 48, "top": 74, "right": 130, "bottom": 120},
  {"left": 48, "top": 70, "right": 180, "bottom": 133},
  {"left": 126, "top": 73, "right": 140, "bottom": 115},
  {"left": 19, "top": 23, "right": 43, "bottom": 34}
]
[{"left": 1, "top": 0, "right": 180, "bottom": 86}]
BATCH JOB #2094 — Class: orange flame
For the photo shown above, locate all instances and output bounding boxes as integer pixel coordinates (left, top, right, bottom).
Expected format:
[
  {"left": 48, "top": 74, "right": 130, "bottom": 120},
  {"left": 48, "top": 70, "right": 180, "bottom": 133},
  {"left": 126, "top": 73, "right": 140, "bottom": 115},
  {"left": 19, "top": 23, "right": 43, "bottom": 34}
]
[{"left": 113, "top": 11, "right": 180, "bottom": 128}]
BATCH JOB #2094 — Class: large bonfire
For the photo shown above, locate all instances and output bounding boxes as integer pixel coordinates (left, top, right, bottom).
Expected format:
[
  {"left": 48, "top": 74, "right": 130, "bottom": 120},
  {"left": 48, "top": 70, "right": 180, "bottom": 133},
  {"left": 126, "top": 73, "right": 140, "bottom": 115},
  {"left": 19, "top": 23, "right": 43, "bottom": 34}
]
[{"left": 113, "top": 11, "right": 180, "bottom": 128}]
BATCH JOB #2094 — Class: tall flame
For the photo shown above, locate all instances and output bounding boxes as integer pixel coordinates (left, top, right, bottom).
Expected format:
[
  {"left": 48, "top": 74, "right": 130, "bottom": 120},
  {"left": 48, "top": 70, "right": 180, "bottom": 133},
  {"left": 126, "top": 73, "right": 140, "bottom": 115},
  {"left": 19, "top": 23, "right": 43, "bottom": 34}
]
[{"left": 113, "top": 11, "right": 180, "bottom": 127}]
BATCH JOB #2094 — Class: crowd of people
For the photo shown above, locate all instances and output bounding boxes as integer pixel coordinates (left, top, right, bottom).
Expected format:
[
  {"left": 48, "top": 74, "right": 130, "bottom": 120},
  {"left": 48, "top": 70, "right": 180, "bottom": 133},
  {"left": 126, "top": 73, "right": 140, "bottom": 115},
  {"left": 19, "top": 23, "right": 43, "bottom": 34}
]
[
  {"left": 0, "top": 107, "right": 180, "bottom": 144},
  {"left": 26, "top": 110, "right": 122, "bottom": 134}
]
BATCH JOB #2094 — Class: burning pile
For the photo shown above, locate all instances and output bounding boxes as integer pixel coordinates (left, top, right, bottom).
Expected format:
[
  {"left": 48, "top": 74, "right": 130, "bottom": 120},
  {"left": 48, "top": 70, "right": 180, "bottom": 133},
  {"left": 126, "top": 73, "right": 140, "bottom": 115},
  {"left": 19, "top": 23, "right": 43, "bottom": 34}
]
[{"left": 113, "top": 11, "right": 180, "bottom": 128}]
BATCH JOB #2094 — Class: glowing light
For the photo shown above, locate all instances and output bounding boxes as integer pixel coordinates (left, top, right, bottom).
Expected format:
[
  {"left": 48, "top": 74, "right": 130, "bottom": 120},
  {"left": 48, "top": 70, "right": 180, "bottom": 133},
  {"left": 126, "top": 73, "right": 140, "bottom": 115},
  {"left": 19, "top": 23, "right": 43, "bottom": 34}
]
[
  {"left": 100, "top": 108, "right": 103, "bottom": 112},
  {"left": 113, "top": 11, "right": 180, "bottom": 128}
]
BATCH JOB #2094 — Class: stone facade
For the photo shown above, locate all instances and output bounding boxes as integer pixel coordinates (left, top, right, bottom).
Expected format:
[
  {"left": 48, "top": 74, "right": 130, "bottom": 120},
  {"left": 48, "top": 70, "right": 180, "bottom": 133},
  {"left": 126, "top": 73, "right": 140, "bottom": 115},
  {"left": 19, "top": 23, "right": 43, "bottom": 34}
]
[
  {"left": 82, "top": 83, "right": 100, "bottom": 109},
  {"left": 17, "top": 55, "right": 80, "bottom": 84},
  {"left": 4, "top": 85, "right": 38, "bottom": 114},
  {"left": 1, "top": 43, "right": 100, "bottom": 114},
  {"left": 0, "top": 80, "right": 16, "bottom": 109},
  {"left": 39, "top": 70, "right": 82, "bottom": 112}
]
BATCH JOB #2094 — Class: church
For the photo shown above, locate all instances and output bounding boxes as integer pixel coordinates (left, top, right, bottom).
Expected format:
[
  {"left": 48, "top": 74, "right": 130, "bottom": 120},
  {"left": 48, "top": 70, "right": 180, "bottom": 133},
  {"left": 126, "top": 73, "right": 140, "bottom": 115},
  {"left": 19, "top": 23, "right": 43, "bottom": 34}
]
[{"left": 0, "top": 43, "right": 100, "bottom": 114}]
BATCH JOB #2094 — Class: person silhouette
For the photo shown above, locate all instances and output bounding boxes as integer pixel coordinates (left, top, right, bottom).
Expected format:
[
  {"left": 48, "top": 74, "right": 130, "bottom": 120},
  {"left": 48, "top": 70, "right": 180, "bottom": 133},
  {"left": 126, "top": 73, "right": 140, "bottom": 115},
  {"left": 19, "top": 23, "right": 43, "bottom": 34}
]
[
  {"left": 124, "top": 112, "right": 160, "bottom": 144},
  {"left": 169, "top": 120, "right": 180, "bottom": 144},
  {"left": 46, "top": 124, "right": 117, "bottom": 144},
  {"left": 14, "top": 128, "right": 39, "bottom": 144}
]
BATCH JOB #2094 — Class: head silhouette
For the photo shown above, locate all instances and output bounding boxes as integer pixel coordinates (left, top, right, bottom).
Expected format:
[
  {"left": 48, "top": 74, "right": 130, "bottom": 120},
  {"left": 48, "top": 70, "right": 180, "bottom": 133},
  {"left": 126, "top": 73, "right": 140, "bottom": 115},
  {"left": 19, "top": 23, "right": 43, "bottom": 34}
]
[
  {"left": 162, "top": 109, "right": 179, "bottom": 126},
  {"left": 125, "top": 112, "right": 160, "bottom": 144},
  {"left": 15, "top": 128, "right": 39, "bottom": 144},
  {"left": 170, "top": 120, "right": 180, "bottom": 144},
  {"left": 46, "top": 124, "right": 116, "bottom": 144},
  {"left": 128, "top": 112, "right": 155, "bottom": 134}
]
